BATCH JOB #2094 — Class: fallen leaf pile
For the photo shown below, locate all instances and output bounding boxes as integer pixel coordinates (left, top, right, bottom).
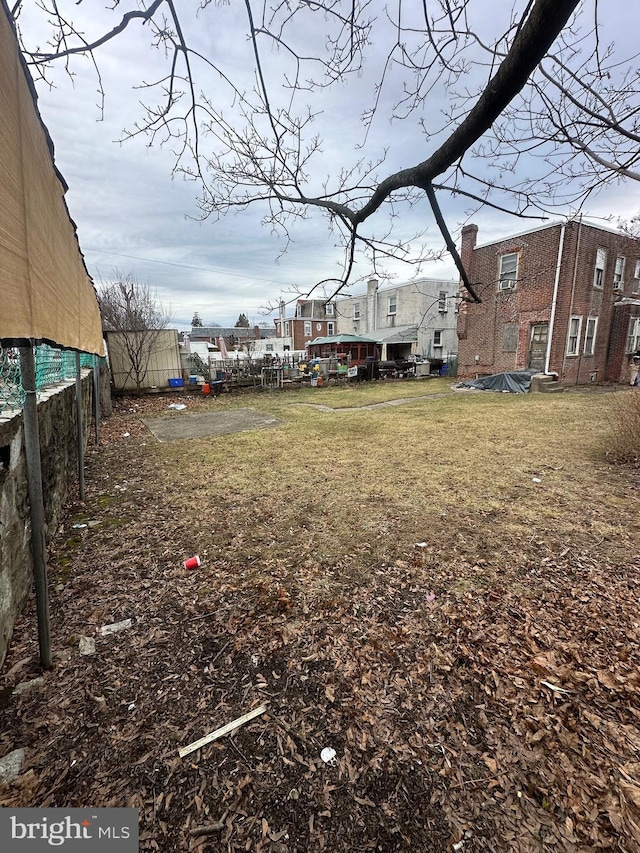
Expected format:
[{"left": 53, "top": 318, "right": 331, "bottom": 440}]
[{"left": 1, "top": 393, "right": 639, "bottom": 852}]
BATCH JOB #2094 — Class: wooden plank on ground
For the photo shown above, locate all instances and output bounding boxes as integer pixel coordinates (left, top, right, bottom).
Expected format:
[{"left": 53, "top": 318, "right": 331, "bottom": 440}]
[{"left": 178, "top": 704, "right": 268, "bottom": 758}]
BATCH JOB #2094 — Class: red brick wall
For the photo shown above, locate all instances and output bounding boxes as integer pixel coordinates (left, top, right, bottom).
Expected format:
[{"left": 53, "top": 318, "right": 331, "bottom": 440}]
[
  {"left": 458, "top": 223, "right": 562, "bottom": 375},
  {"left": 608, "top": 302, "right": 640, "bottom": 383},
  {"left": 292, "top": 319, "right": 330, "bottom": 351},
  {"left": 457, "top": 220, "right": 640, "bottom": 383},
  {"left": 275, "top": 318, "right": 330, "bottom": 350}
]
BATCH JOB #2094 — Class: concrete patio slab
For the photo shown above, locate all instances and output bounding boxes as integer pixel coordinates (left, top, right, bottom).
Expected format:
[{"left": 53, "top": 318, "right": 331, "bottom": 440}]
[{"left": 142, "top": 408, "right": 284, "bottom": 442}]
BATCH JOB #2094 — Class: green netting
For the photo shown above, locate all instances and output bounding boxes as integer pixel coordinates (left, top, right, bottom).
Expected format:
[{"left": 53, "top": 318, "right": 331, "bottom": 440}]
[
  {"left": 0, "top": 346, "right": 24, "bottom": 412},
  {"left": 0, "top": 346, "right": 106, "bottom": 415},
  {"left": 34, "top": 345, "right": 70, "bottom": 387}
]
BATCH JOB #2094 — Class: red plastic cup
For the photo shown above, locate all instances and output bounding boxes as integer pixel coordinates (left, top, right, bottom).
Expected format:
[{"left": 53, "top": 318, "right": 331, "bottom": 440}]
[{"left": 184, "top": 555, "right": 201, "bottom": 570}]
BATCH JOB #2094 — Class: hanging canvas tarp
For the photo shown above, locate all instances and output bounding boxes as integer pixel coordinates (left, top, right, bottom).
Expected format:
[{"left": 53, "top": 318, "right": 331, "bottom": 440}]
[{"left": 0, "top": 2, "right": 104, "bottom": 356}]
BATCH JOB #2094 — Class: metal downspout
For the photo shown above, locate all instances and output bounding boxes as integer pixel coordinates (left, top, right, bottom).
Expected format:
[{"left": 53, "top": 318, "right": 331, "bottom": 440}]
[{"left": 544, "top": 223, "right": 566, "bottom": 374}]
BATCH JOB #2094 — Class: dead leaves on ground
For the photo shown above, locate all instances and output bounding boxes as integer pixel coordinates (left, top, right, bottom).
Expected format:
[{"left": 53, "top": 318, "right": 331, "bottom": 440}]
[{"left": 1, "top": 395, "right": 639, "bottom": 851}]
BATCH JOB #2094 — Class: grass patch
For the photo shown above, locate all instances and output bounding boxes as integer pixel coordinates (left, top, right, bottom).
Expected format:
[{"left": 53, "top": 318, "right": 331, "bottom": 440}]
[
  {"left": 147, "top": 384, "right": 636, "bottom": 598},
  {"left": 287, "top": 376, "right": 452, "bottom": 408}
]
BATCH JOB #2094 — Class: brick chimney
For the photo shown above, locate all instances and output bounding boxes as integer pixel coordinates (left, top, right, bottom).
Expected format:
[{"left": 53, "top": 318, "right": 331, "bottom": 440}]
[
  {"left": 460, "top": 224, "right": 478, "bottom": 280},
  {"left": 457, "top": 224, "right": 478, "bottom": 332}
]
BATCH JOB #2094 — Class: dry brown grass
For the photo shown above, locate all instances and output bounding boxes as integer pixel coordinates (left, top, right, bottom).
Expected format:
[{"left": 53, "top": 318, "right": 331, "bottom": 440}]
[
  {"left": 3, "top": 382, "right": 640, "bottom": 851},
  {"left": 603, "top": 387, "right": 640, "bottom": 466},
  {"left": 159, "top": 383, "right": 637, "bottom": 593}
]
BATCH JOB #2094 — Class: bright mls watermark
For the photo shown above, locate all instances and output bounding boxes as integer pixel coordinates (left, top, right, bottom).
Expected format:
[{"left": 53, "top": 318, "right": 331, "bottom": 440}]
[{"left": 0, "top": 808, "right": 138, "bottom": 851}]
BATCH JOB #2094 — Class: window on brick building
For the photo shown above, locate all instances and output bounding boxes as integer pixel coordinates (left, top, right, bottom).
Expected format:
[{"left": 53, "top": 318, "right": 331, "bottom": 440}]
[
  {"left": 593, "top": 248, "right": 606, "bottom": 288},
  {"left": 566, "top": 316, "right": 582, "bottom": 356},
  {"left": 498, "top": 252, "right": 518, "bottom": 290},
  {"left": 583, "top": 317, "right": 598, "bottom": 355},
  {"left": 284, "top": 321, "right": 290, "bottom": 336},
  {"left": 502, "top": 323, "right": 519, "bottom": 352},
  {"left": 327, "top": 322, "right": 335, "bottom": 335},
  {"left": 325, "top": 303, "right": 334, "bottom": 316},
  {"left": 353, "top": 303, "right": 360, "bottom": 321},
  {"left": 304, "top": 321, "right": 312, "bottom": 336},
  {"left": 627, "top": 317, "right": 640, "bottom": 353},
  {"left": 613, "top": 257, "right": 625, "bottom": 290},
  {"left": 633, "top": 261, "right": 640, "bottom": 294}
]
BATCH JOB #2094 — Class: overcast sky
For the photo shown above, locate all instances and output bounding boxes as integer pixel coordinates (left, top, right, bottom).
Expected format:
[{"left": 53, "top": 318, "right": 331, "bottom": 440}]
[{"left": 13, "top": 0, "right": 639, "bottom": 331}]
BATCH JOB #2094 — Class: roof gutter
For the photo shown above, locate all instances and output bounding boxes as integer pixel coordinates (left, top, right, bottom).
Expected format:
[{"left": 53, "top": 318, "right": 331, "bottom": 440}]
[{"left": 544, "top": 223, "right": 566, "bottom": 374}]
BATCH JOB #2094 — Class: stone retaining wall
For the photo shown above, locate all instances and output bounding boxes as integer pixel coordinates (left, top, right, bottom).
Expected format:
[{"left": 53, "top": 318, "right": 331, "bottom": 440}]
[{"left": 0, "top": 373, "right": 93, "bottom": 668}]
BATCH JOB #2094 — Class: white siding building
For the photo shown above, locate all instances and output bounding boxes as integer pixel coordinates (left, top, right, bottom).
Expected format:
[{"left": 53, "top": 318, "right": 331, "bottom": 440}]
[{"left": 335, "top": 277, "right": 459, "bottom": 362}]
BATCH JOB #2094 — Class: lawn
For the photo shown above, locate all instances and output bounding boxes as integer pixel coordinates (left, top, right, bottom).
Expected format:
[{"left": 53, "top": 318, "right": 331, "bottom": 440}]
[{"left": 1, "top": 381, "right": 639, "bottom": 851}]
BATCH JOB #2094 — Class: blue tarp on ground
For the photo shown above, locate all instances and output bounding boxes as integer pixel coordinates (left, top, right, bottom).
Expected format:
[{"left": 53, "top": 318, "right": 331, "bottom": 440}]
[{"left": 457, "top": 370, "right": 537, "bottom": 393}]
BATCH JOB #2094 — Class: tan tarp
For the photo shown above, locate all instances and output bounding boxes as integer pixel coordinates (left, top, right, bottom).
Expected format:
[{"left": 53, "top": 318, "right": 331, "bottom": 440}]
[
  {"left": 105, "top": 329, "right": 182, "bottom": 391},
  {"left": 0, "top": 3, "right": 104, "bottom": 356}
]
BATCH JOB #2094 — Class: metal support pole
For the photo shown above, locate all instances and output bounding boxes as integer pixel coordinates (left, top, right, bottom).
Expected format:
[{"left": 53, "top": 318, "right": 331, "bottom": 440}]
[
  {"left": 75, "top": 352, "right": 85, "bottom": 501},
  {"left": 93, "top": 354, "right": 100, "bottom": 445},
  {"left": 19, "top": 346, "right": 52, "bottom": 669}
]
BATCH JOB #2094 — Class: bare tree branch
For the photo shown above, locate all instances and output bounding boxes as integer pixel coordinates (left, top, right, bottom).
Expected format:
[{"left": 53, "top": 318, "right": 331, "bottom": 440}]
[{"left": 16, "top": 0, "right": 640, "bottom": 303}]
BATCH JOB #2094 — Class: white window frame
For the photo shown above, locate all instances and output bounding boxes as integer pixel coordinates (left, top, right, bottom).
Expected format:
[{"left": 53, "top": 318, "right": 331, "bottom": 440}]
[
  {"left": 438, "top": 291, "right": 448, "bottom": 312},
  {"left": 327, "top": 322, "right": 335, "bottom": 336},
  {"left": 388, "top": 295, "right": 397, "bottom": 315},
  {"left": 583, "top": 317, "right": 598, "bottom": 355},
  {"left": 566, "top": 316, "right": 582, "bottom": 356},
  {"left": 498, "top": 252, "right": 519, "bottom": 290},
  {"left": 353, "top": 303, "right": 361, "bottom": 321},
  {"left": 325, "top": 303, "right": 334, "bottom": 316},
  {"left": 627, "top": 317, "right": 640, "bottom": 354},
  {"left": 633, "top": 261, "right": 640, "bottom": 294},
  {"left": 433, "top": 329, "right": 443, "bottom": 348},
  {"left": 303, "top": 321, "right": 312, "bottom": 337},
  {"left": 593, "top": 248, "right": 606, "bottom": 289},
  {"left": 284, "top": 321, "right": 290, "bottom": 337},
  {"left": 614, "top": 256, "right": 625, "bottom": 290}
]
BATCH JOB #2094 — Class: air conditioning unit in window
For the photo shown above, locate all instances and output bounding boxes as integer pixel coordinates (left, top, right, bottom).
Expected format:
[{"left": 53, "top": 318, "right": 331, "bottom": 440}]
[{"left": 499, "top": 281, "right": 516, "bottom": 291}]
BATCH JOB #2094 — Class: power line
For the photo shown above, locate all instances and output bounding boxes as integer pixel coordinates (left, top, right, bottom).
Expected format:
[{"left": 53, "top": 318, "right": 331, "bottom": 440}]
[{"left": 84, "top": 246, "right": 284, "bottom": 285}]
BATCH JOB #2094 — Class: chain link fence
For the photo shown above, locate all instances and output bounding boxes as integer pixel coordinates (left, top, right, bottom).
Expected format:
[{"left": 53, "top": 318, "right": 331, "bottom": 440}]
[{"left": 0, "top": 344, "right": 98, "bottom": 416}]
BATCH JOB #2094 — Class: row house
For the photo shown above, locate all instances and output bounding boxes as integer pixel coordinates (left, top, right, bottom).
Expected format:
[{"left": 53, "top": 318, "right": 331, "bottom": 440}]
[
  {"left": 189, "top": 324, "right": 265, "bottom": 349},
  {"left": 273, "top": 299, "right": 337, "bottom": 352},
  {"left": 457, "top": 220, "right": 640, "bottom": 383},
  {"left": 334, "top": 277, "right": 459, "bottom": 362}
]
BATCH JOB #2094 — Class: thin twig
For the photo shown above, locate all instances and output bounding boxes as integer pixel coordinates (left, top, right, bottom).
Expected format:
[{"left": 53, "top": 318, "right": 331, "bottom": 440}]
[{"left": 189, "top": 821, "right": 225, "bottom": 836}]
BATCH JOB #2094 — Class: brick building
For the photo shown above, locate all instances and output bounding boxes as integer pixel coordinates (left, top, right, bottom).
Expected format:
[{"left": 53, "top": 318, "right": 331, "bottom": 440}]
[
  {"left": 457, "top": 219, "right": 640, "bottom": 384},
  {"left": 189, "top": 325, "right": 264, "bottom": 348},
  {"left": 273, "top": 299, "right": 337, "bottom": 352}
]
